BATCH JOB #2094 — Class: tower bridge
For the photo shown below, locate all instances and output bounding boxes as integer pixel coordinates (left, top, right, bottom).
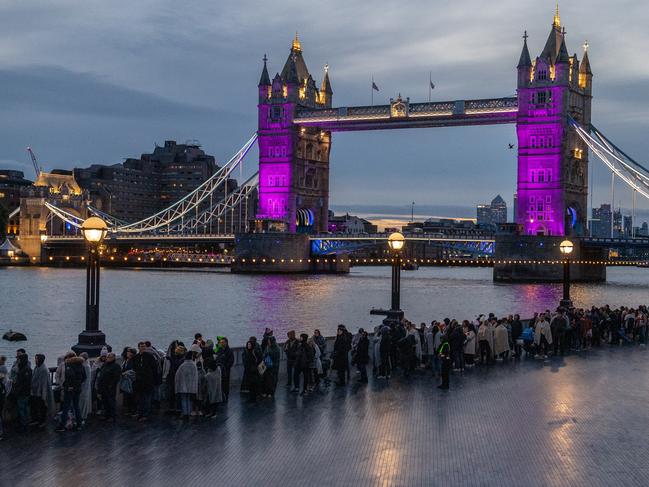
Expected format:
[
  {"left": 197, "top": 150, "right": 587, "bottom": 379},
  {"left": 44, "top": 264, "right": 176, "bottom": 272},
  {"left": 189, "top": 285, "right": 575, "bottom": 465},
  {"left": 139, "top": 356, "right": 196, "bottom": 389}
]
[
  {"left": 255, "top": 10, "right": 591, "bottom": 238},
  {"left": 19, "top": 7, "right": 649, "bottom": 278}
]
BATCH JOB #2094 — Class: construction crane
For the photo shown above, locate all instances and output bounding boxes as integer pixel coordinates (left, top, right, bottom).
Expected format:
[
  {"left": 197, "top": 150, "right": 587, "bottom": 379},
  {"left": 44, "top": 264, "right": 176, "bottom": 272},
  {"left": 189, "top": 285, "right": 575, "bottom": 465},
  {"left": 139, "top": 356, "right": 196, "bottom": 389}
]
[{"left": 26, "top": 147, "right": 41, "bottom": 178}]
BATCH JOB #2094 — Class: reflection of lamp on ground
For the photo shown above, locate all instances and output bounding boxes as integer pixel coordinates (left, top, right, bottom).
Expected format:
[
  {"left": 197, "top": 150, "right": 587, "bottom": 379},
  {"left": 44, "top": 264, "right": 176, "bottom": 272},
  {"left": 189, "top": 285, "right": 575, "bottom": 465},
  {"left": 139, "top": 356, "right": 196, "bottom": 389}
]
[
  {"left": 371, "top": 232, "right": 406, "bottom": 325},
  {"left": 72, "top": 217, "right": 110, "bottom": 357},
  {"left": 559, "top": 239, "right": 573, "bottom": 309}
]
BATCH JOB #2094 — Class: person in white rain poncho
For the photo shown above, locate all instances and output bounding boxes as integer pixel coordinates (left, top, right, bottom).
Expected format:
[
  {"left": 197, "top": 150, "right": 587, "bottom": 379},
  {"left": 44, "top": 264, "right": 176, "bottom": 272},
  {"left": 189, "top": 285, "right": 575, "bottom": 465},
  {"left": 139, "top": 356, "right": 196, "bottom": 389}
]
[
  {"left": 204, "top": 362, "right": 223, "bottom": 418},
  {"left": 174, "top": 352, "right": 198, "bottom": 418},
  {"left": 78, "top": 353, "right": 93, "bottom": 422}
]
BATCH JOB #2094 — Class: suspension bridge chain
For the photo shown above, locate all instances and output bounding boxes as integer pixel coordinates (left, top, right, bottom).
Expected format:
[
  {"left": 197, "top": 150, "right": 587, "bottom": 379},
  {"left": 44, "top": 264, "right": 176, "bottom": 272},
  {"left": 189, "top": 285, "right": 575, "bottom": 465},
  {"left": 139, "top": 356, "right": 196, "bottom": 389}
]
[
  {"left": 168, "top": 172, "right": 259, "bottom": 234},
  {"left": 44, "top": 134, "right": 258, "bottom": 235},
  {"left": 87, "top": 205, "right": 129, "bottom": 227},
  {"left": 571, "top": 117, "right": 649, "bottom": 200}
]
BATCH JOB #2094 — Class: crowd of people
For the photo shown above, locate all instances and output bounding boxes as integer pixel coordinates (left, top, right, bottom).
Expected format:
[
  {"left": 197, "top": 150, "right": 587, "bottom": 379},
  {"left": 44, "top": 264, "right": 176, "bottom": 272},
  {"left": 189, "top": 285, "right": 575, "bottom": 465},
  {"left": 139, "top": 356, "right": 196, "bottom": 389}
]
[{"left": 0, "top": 304, "right": 647, "bottom": 439}]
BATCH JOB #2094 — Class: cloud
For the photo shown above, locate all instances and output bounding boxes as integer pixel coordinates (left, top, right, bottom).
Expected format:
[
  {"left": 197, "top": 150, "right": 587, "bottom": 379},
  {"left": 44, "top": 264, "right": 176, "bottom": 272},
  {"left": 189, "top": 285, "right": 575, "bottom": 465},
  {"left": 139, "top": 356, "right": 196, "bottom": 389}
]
[
  {"left": 0, "top": 65, "right": 232, "bottom": 119},
  {"left": 0, "top": 0, "right": 648, "bottom": 212}
]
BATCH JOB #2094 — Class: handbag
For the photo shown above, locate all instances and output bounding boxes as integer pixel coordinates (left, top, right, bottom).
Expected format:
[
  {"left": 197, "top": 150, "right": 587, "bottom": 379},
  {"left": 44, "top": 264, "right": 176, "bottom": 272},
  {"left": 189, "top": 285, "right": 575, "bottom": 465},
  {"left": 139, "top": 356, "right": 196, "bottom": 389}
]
[
  {"left": 119, "top": 376, "right": 133, "bottom": 394},
  {"left": 257, "top": 361, "right": 267, "bottom": 376}
]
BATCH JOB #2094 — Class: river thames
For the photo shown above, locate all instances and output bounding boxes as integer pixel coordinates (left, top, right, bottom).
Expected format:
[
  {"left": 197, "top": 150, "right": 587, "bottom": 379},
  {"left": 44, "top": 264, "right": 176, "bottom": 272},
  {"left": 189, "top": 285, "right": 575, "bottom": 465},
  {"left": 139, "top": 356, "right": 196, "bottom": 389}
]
[{"left": 1, "top": 265, "right": 648, "bottom": 362}]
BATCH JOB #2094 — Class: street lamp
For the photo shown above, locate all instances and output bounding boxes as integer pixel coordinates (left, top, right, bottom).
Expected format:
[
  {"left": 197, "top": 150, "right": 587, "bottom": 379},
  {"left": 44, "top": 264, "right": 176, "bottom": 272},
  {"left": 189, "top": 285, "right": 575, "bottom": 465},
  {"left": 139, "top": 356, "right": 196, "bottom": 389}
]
[
  {"left": 72, "top": 217, "right": 110, "bottom": 357},
  {"left": 559, "top": 239, "right": 574, "bottom": 309},
  {"left": 388, "top": 232, "right": 405, "bottom": 311},
  {"left": 39, "top": 231, "right": 47, "bottom": 264},
  {"left": 370, "top": 232, "right": 406, "bottom": 325}
]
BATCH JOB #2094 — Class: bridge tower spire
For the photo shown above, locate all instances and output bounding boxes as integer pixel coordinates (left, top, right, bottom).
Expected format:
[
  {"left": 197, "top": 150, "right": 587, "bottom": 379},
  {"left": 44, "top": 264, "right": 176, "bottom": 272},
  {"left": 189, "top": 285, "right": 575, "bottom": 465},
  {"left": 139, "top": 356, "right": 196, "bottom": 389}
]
[
  {"left": 553, "top": 2, "right": 561, "bottom": 28},
  {"left": 515, "top": 10, "right": 592, "bottom": 237}
]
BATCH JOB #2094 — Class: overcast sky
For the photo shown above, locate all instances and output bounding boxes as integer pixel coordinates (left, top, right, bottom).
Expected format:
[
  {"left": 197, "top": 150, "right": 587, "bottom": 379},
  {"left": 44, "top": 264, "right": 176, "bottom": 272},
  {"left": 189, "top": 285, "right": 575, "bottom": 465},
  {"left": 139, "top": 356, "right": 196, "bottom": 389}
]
[{"left": 1, "top": 0, "right": 648, "bottom": 216}]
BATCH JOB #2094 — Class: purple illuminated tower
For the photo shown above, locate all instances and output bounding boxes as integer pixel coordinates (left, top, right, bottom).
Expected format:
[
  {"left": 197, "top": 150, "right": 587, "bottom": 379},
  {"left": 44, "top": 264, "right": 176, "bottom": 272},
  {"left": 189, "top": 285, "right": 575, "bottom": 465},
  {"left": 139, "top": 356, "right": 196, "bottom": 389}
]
[
  {"left": 516, "top": 8, "right": 592, "bottom": 237},
  {"left": 257, "top": 34, "right": 332, "bottom": 233}
]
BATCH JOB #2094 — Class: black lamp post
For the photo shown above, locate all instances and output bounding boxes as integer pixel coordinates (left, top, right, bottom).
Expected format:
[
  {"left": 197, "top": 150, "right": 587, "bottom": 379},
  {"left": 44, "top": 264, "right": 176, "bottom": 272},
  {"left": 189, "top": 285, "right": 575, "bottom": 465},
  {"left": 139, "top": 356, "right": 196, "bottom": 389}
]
[
  {"left": 559, "top": 239, "right": 574, "bottom": 309},
  {"left": 388, "top": 232, "right": 405, "bottom": 311},
  {"left": 370, "top": 232, "right": 406, "bottom": 325},
  {"left": 72, "top": 216, "right": 110, "bottom": 357}
]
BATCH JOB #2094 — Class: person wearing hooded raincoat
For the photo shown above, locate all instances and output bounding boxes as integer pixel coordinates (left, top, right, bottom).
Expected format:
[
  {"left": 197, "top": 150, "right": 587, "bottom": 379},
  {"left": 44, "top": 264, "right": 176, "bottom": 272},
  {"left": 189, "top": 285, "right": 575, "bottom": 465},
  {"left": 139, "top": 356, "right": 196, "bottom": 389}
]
[
  {"left": 378, "top": 326, "right": 392, "bottom": 378},
  {"left": 174, "top": 352, "right": 198, "bottom": 418},
  {"left": 534, "top": 314, "right": 553, "bottom": 358},
  {"left": 463, "top": 324, "right": 477, "bottom": 366},
  {"left": 31, "top": 354, "right": 53, "bottom": 427},
  {"left": 477, "top": 320, "right": 495, "bottom": 364},
  {"left": 263, "top": 337, "right": 281, "bottom": 396},
  {"left": 78, "top": 353, "right": 93, "bottom": 421},
  {"left": 493, "top": 321, "right": 511, "bottom": 359},
  {"left": 204, "top": 361, "right": 223, "bottom": 417}
]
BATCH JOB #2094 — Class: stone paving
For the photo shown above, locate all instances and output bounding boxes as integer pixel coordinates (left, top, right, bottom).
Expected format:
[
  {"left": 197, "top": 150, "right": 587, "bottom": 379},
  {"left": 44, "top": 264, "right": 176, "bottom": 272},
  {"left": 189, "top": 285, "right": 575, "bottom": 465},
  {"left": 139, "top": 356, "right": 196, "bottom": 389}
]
[{"left": 2, "top": 346, "right": 649, "bottom": 487}]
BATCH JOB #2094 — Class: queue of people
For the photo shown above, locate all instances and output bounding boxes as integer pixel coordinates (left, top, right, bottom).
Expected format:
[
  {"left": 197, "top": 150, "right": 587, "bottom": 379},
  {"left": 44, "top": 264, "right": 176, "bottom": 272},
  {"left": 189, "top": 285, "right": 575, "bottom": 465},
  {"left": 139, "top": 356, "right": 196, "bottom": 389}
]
[{"left": 0, "top": 304, "right": 646, "bottom": 439}]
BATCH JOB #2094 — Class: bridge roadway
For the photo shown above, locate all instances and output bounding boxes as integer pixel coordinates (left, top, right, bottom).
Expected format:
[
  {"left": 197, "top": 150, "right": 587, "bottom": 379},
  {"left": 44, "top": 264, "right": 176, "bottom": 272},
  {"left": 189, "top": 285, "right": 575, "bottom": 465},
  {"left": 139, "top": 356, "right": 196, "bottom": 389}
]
[
  {"left": 44, "top": 232, "right": 495, "bottom": 244},
  {"left": 2, "top": 346, "right": 649, "bottom": 486},
  {"left": 294, "top": 97, "right": 518, "bottom": 131}
]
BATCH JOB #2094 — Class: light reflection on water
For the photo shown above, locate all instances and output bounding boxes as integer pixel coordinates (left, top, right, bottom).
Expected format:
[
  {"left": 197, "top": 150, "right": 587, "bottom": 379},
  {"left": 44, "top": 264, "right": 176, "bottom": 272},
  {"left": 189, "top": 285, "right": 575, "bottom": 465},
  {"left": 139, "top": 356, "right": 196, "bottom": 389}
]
[{"left": 1, "top": 266, "right": 649, "bottom": 362}]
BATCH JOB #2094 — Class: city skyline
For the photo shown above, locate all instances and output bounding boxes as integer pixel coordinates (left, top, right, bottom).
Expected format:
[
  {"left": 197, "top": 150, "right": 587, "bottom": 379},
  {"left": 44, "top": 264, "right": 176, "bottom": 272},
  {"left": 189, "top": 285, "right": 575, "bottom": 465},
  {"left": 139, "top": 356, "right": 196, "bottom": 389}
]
[{"left": 1, "top": 1, "right": 648, "bottom": 212}]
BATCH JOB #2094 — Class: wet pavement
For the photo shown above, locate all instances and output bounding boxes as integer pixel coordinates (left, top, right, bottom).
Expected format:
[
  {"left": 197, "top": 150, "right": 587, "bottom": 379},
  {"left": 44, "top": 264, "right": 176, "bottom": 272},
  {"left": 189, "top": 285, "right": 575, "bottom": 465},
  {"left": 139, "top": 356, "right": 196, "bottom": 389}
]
[{"left": 2, "top": 346, "right": 649, "bottom": 487}]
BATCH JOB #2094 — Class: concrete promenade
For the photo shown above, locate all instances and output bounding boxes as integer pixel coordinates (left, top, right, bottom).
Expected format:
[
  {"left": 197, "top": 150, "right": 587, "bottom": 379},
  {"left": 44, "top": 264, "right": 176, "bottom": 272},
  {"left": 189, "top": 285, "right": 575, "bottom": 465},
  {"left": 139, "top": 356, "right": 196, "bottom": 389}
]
[{"left": 2, "top": 346, "right": 649, "bottom": 487}]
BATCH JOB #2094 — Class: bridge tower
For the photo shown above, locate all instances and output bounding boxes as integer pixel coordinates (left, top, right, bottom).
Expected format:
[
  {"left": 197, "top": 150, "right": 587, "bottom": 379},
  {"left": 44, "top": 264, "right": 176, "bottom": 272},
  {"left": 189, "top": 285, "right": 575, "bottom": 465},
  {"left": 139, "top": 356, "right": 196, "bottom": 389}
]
[
  {"left": 257, "top": 34, "right": 332, "bottom": 233},
  {"left": 516, "top": 7, "right": 592, "bottom": 237}
]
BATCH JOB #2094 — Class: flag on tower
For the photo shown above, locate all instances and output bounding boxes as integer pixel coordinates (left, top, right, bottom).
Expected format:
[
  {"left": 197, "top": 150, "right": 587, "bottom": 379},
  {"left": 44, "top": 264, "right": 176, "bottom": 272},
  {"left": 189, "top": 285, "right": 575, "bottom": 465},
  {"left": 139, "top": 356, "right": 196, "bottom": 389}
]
[{"left": 372, "top": 81, "right": 379, "bottom": 91}]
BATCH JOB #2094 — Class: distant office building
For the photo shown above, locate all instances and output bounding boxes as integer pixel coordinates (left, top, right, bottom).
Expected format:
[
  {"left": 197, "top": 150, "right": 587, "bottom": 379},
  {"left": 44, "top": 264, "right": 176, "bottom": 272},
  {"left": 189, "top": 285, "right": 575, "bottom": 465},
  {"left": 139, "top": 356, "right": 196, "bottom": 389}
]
[
  {"left": 328, "top": 212, "right": 377, "bottom": 234},
  {"left": 591, "top": 204, "right": 612, "bottom": 238},
  {"left": 74, "top": 140, "right": 219, "bottom": 222},
  {"left": 476, "top": 194, "right": 507, "bottom": 228},
  {"left": 639, "top": 222, "right": 649, "bottom": 237},
  {"left": 512, "top": 193, "right": 518, "bottom": 222},
  {"left": 0, "top": 170, "right": 33, "bottom": 212},
  {"left": 0, "top": 170, "right": 33, "bottom": 236},
  {"left": 613, "top": 209, "right": 622, "bottom": 237},
  {"left": 623, "top": 215, "right": 633, "bottom": 237}
]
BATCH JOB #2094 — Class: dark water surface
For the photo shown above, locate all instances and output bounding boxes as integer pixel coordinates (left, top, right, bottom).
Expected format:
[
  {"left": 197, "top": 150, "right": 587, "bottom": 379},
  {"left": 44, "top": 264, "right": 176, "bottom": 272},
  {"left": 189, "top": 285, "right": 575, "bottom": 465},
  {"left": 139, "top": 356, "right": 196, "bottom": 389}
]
[{"left": 1, "top": 265, "right": 648, "bottom": 362}]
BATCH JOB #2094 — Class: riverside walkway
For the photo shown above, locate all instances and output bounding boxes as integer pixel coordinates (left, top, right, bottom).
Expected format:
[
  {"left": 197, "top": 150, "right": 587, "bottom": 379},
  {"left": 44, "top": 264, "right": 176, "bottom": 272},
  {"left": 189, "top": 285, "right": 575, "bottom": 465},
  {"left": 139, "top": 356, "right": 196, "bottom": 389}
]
[{"left": 2, "top": 346, "right": 649, "bottom": 487}]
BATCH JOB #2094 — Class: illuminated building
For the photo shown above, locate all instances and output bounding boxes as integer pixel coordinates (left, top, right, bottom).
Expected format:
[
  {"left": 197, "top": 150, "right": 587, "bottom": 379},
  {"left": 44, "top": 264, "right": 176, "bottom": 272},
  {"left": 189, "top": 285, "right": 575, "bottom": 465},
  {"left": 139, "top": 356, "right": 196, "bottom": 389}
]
[
  {"left": 477, "top": 195, "right": 508, "bottom": 228},
  {"left": 256, "top": 34, "right": 333, "bottom": 233},
  {"left": 516, "top": 7, "right": 592, "bottom": 236}
]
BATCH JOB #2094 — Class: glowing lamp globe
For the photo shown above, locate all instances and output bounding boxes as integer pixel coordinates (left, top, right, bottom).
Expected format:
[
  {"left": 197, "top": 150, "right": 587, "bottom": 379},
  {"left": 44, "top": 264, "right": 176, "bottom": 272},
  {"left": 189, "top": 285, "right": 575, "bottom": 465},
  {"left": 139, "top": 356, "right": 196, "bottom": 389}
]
[
  {"left": 559, "top": 239, "right": 574, "bottom": 255},
  {"left": 81, "top": 217, "right": 108, "bottom": 244},
  {"left": 388, "top": 232, "right": 405, "bottom": 251}
]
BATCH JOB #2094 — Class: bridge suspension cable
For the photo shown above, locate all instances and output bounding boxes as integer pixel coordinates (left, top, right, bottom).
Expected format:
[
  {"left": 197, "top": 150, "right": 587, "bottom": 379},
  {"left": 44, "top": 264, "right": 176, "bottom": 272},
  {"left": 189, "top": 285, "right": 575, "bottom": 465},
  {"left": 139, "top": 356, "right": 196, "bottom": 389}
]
[
  {"left": 168, "top": 172, "right": 259, "bottom": 234},
  {"left": 43, "top": 202, "right": 84, "bottom": 229},
  {"left": 86, "top": 205, "right": 129, "bottom": 227},
  {"left": 113, "top": 133, "right": 257, "bottom": 233},
  {"left": 570, "top": 118, "right": 649, "bottom": 201},
  {"left": 44, "top": 134, "right": 258, "bottom": 235}
]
